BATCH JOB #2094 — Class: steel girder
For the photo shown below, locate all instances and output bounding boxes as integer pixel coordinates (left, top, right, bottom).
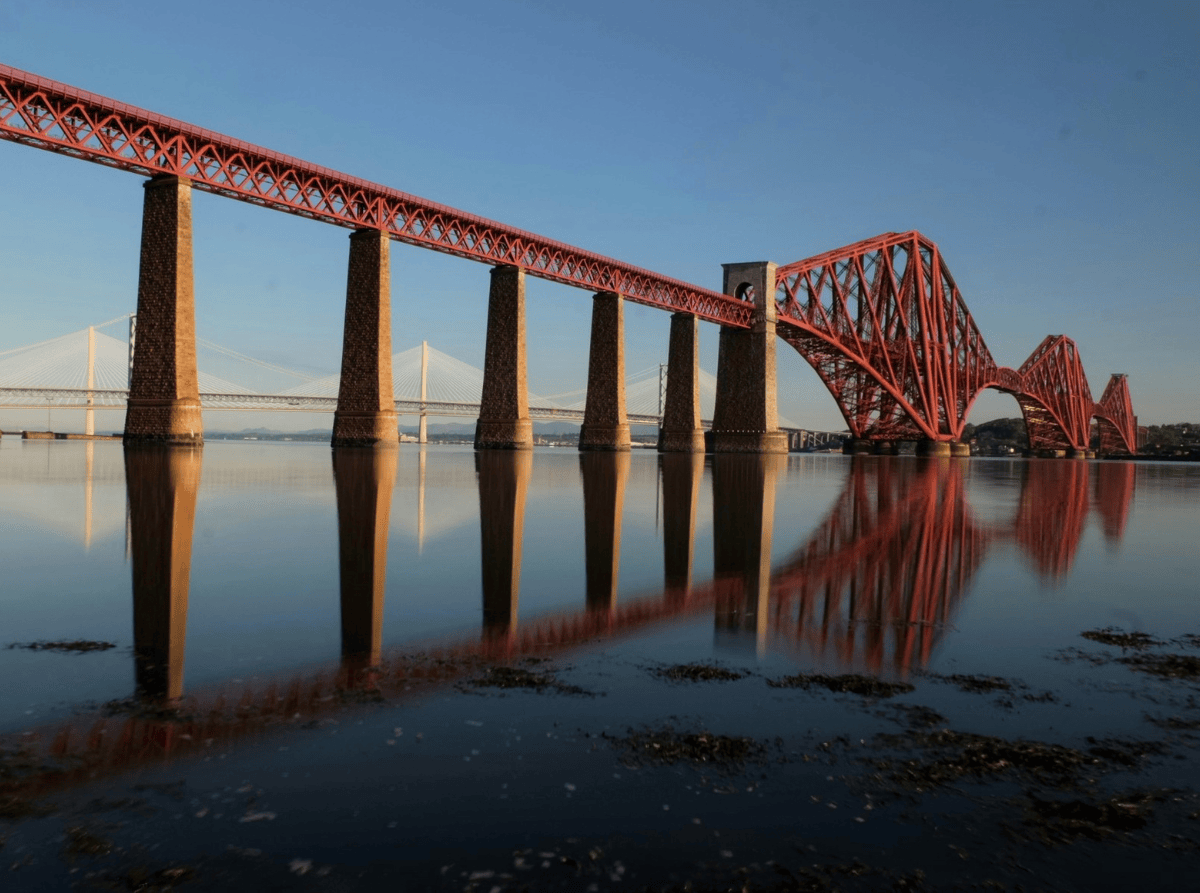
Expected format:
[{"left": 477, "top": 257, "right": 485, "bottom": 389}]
[
  {"left": 774, "top": 232, "right": 998, "bottom": 442},
  {"left": 1010, "top": 335, "right": 1094, "bottom": 452},
  {"left": 1, "top": 64, "right": 1141, "bottom": 442},
  {"left": 1094, "top": 374, "right": 1138, "bottom": 455},
  {"left": 0, "top": 64, "right": 750, "bottom": 327}
]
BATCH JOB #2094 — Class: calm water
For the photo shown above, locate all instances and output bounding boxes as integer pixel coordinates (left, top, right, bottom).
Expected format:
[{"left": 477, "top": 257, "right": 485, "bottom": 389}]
[
  {"left": 2, "top": 439, "right": 1197, "bottom": 729},
  {"left": 2, "top": 439, "right": 1200, "bottom": 889}
]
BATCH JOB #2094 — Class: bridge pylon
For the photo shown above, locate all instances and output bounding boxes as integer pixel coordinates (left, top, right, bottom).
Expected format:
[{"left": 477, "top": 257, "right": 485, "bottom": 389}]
[{"left": 711, "top": 262, "right": 788, "bottom": 453}]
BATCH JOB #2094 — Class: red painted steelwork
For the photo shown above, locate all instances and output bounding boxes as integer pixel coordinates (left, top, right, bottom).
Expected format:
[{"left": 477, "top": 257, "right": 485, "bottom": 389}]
[
  {"left": 1094, "top": 374, "right": 1138, "bottom": 455},
  {"left": 5, "top": 456, "right": 1137, "bottom": 797},
  {"left": 774, "top": 233, "right": 1137, "bottom": 453},
  {"left": 0, "top": 64, "right": 750, "bottom": 327},
  {"left": 770, "top": 458, "right": 986, "bottom": 671},
  {"left": 1013, "top": 459, "right": 1090, "bottom": 580},
  {"left": 1009, "top": 335, "right": 1094, "bottom": 452},
  {"left": 773, "top": 232, "right": 1002, "bottom": 442},
  {"left": 1093, "top": 462, "right": 1136, "bottom": 545},
  {"left": 1, "top": 65, "right": 1138, "bottom": 444}
]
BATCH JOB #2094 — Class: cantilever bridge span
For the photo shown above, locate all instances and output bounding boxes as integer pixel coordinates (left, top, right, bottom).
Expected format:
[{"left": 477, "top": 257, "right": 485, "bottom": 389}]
[{"left": 0, "top": 64, "right": 1137, "bottom": 455}]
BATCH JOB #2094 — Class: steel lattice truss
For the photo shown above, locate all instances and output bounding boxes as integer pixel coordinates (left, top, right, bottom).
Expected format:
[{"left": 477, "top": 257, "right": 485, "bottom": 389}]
[
  {"left": 0, "top": 64, "right": 1138, "bottom": 452},
  {"left": 1094, "top": 374, "right": 1138, "bottom": 455},
  {"left": 1011, "top": 335, "right": 1094, "bottom": 452},
  {"left": 774, "top": 233, "right": 1137, "bottom": 453},
  {"left": 774, "top": 232, "right": 1000, "bottom": 442},
  {"left": 0, "top": 64, "right": 750, "bottom": 327}
]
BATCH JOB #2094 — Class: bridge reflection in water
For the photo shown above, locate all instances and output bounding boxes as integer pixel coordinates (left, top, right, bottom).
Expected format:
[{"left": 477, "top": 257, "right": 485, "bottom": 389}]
[
  {"left": 121, "top": 448, "right": 1142, "bottom": 703},
  {"left": 27, "top": 448, "right": 1139, "bottom": 791}
]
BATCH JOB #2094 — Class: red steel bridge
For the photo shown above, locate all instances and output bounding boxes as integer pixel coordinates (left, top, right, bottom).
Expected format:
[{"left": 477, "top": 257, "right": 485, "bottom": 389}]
[{"left": 0, "top": 64, "right": 1137, "bottom": 455}]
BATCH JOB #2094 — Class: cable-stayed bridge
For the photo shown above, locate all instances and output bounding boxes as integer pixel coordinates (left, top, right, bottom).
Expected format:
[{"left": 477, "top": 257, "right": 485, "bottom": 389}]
[{"left": 0, "top": 318, "right": 843, "bottom": 445}]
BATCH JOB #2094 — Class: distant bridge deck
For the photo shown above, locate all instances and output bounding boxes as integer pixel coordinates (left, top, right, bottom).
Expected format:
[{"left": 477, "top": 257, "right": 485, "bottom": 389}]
[{"left": 0, "top": 386, "right": 844, "bottom": 442}]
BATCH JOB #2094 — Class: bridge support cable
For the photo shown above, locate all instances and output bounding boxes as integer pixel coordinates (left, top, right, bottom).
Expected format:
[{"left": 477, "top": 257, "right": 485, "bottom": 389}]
[
  {"left": 85, "top": 325, "right": 95, "bottom": 436},
  {"left": 475, "top": 265, "right": 533, "bottom": 450},
  {"left": 579, "top": 292, "right": 632, "bottom": 451},
  {"left": 712, "top": 262, "right": 788, "bottom": 453},
  {"left": 657, "top": 313, "right": 706, "bottom": 453},
  {"left": 332, "top": 229, "right": 399, "bottom": 447},
  {"left": 124, "top": 176, "right": 203, "bottom": 445}
]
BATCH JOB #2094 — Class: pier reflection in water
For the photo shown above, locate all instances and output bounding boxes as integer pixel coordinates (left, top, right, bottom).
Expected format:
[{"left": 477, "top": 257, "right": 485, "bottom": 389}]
[
  {"left": 2, "top": 439, "right": 1155, "bottom": 745},
  {"left": 114, "top": 447, "right": 1143, "bottom": 708},
  {"left": 333, "top": 446, "right": 399, "bottom": 681},
  {"left": 660, "top": 452, "right": 704, "bottom": 604},
  {"left": 0, "top": 438, "right": 1169, "bottom": 800},
  {"left": 581, "top": 452, "right": 631, "bottom": 621},
  {"left": 477, "top": 449, "right": 532, "bottom": 641},
  {"left": 125, "top": 444, "right": 202, "bottom": 701},
  {"left": 712, "top": 455, "right": 783, "bottom": 652}
]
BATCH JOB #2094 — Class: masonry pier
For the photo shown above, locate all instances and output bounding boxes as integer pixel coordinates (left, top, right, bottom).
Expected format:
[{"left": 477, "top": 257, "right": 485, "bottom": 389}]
[
  {"left": 658, "top": 313, "right": 706, "bottom": 452},
  {"left": 332, "top": 229, "right": 399, "bottom": 447},
  {"left": 579, "top": 291, "right": 632, "bottom": 451},
  {"left": 475, "top": 265, "right": 533, "bottom": 450},
  {"left": 711, "top": 262, "right": 788, "bottom": 453},
  {"left": 124, "top": 176, "right": 203, "bottom": 445}
]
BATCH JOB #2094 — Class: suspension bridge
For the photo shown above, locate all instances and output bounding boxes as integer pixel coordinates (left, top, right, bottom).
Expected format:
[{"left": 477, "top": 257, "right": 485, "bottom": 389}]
[{"left": 0, "top": 317, "right": 846, "bottom": 449}]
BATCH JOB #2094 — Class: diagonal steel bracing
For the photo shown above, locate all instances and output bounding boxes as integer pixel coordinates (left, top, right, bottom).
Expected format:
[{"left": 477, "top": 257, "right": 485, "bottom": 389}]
[{"left": 0, "top": 64, "right": 750, "bottom": 327}]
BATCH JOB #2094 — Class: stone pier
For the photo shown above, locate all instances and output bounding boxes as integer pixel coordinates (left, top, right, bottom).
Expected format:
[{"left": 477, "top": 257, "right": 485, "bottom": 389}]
[
  {"left": 658, "top": 313, "right": 705, "bottom": 452},
  {"left": 477, "top": 450, "right": 533, "bottom": 641},
  {"left": 332, "top": 229, "right": 399, "bottom": 447},
  {"left": 124, "top": 176, "right": 203, "bottom": 445},
  {"left": 579, "top": 291, "right": 632, "bottom": 451},
  {"left": 126, "top": 444, "right": 203, "bottom": 700},
  {"left": 333, "top": 446, "right": 399, "bottom": 678},
  {"left": 476, "top": 265, "right": 533, "bottom": 450},
  {"left": 711, "top": 262, "right": 788, "bottom": 453},
  {"left": 581, "top": 452, "right": 631, "bottom": 620}
]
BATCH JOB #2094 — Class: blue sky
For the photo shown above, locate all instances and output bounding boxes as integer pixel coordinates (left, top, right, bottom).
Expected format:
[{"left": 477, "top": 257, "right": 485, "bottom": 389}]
[{"left": 1, "top": 0, "right": 1197, "bottom": 430}]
